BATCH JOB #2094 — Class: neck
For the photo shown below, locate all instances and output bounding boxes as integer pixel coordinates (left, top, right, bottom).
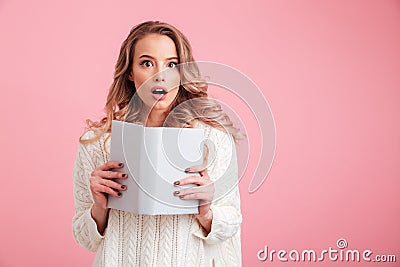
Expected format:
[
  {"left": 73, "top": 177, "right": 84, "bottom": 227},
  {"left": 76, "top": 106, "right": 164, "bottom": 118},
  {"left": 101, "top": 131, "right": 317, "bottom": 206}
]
[{"left": 145, "top": 108, "right": 169, "bottom": 127}]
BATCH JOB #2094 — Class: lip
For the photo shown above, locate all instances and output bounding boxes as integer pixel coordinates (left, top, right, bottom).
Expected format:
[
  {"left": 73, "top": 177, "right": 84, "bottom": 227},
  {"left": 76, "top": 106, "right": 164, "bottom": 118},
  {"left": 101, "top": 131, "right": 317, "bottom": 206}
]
[
  {"left": 151, "top": 86, "right": 168, "bottom": 101},
  {"left": 151, "top": 86, "right": 169, "bottom": 94}
]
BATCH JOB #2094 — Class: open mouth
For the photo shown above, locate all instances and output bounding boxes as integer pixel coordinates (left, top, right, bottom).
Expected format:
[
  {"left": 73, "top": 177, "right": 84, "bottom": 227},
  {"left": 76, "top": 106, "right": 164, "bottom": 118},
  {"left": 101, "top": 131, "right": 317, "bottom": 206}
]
[
  {"left": 152, "top": 88, "right": 167, "bottom": 95},
  {"left": 151, "top": 86, "right": 168, "bottom": 100}
]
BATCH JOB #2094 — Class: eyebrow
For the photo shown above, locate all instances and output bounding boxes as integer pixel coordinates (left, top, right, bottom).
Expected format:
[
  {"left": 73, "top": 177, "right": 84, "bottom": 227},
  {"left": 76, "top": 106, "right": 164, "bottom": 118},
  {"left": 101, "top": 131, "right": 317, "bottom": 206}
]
[{"left": 139, "top": 54, "right": 178, "bottom": 61}]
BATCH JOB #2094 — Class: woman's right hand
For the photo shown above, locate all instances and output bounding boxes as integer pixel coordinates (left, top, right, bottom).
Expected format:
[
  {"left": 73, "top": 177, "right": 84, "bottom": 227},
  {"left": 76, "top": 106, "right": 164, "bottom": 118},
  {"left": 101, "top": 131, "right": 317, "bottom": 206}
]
[{"left": 89, "top": 161, "right": 128, "bottom": 210}]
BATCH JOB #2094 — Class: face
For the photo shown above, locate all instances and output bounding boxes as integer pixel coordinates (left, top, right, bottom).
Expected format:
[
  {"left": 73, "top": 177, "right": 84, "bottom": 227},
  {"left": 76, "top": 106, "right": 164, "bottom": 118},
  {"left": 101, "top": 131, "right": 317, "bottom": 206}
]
[{"left": 129, "top": 34, "right": 180, "bottom": 112}]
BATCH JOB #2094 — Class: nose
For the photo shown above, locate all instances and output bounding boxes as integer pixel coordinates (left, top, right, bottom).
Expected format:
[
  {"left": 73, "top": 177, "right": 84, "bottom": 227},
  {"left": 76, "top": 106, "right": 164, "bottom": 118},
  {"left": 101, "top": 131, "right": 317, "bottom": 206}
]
[{"left": 153, "top": 68, "right": 166, "bottom": 82}]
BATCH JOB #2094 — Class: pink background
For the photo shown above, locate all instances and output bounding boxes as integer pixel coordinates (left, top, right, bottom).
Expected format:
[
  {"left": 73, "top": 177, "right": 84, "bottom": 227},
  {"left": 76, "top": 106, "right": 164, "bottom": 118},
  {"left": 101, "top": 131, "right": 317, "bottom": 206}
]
[{"left": 1, "top": 0, "right": 399, "bottom": 266}]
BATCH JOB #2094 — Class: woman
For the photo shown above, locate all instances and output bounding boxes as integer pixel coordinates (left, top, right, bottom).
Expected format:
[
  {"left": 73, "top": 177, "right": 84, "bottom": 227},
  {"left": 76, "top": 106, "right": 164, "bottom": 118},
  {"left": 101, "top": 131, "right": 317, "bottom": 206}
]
[{"left": 72, "top": 21, "right": 244, "bottom": 266}]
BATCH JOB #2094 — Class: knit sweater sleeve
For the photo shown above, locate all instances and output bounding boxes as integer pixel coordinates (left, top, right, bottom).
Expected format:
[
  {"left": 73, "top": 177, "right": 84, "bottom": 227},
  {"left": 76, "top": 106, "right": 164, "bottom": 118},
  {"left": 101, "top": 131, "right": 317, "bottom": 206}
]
[
  {"left": 72, "top": 131, "right": 105, "bottom": 252},
  {"left": 193, "top": 126, "right": 242, "bottom": 244}
]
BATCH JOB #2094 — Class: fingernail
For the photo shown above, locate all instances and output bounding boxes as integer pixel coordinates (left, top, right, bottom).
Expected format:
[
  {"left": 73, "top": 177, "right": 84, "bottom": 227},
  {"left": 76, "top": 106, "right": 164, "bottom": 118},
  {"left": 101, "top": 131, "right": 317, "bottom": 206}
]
[
  {"left": 121, "top": 185, "right": 126, "bottom": 189},
  {"left": 117, "top": 192, "right": 122, "bottom": 197},
  {"left": 184, "top": 167, "right": 191, "bottom": 173},
  {"left": 118, "top": 163, "right": 123, "bottom": 167},
  {"left": 174, "top": 191, "right": 180, "bottom": 195},
  {"left": 174, "top": 181, "right": 180, "bottom": 186},
  {"left": 122, "top": 173, "right": 127, "bottom": 178},
  {"left": 179, "top": 195, "right": 184, "bottom": 199}
]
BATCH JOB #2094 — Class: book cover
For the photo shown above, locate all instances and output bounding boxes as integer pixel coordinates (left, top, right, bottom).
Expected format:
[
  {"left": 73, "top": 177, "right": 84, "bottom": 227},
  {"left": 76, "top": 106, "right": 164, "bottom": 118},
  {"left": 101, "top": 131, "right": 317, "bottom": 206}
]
[{"left": 107, "top": 120, "right": 204, "bottom": 215}]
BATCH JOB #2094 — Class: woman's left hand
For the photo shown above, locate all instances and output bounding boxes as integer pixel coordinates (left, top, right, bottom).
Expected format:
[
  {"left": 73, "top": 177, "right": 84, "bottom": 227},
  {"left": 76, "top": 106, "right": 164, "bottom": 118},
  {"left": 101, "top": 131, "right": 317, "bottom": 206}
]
[{"left": 173, "top": 164, "right": 215, "bottom": 225}]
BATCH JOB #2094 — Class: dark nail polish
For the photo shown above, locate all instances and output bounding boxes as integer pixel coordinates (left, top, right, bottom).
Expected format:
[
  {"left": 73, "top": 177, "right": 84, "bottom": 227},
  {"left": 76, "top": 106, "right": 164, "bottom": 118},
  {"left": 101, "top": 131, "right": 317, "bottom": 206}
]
[
  {"left": 118, "top": 163, "right": 123, "bottom": 167},
  {"left": 122, "top": 173, "right": 127, "bottom": 178},
  {"left": 174, "top": 181, "right": 180, "bottom": 186},
  {"left": 121, "top": 185, "right": 126, "bottom": 189},
  {"left": 184, "top": 167, "right": 191, "bottom": 173},
  {"left": 174, "top": 191, "right": 180, "bottom": 195},
  {"left": 179, "top": 195, "right": 184, "bottom": 199},
  {"left": 117, "top": 192, "right": 122, "bottom": 197}
]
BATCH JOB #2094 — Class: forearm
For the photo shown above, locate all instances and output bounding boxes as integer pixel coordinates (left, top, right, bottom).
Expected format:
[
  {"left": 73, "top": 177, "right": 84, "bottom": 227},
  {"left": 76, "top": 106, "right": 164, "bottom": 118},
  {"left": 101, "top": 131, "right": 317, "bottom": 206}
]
[
  {"left": 72, "top": 138, "right": 109, "bottom": 251},
  {"left": 196, "top": 209, "right": 213, "bottom": 233},
  {"left": 72, "top": 206, "right": 106, "bottom": 251},
  {"left": 193, "top": 204, "right": 241, "bottom": 244},
  {"left": 91, "top": 204, "right": 110, "bottom": 235}
]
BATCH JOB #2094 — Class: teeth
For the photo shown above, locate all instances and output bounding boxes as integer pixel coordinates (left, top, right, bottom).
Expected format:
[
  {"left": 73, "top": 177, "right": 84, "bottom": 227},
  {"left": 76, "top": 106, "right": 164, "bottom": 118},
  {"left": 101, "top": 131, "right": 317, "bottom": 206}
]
[{"left": 153, "top": 88, "right": 167, "bottom": 94}]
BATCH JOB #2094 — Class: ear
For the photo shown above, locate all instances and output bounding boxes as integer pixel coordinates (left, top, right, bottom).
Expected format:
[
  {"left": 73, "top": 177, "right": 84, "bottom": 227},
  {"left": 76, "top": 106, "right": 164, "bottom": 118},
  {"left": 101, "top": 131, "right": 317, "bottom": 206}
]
[{"left": 128, "top": 70, "right": 134, "bottom": 81}]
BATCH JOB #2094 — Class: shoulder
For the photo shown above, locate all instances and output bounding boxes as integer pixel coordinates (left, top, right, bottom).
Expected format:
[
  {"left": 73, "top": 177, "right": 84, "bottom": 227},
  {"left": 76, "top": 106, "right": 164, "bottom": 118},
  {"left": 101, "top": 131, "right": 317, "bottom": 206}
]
[
  {"left": 79, "top": 129, "right": 110, "bottom": 148},
  {"left": 193, "top": 120, "right": 227, "bottom": 136},
  {"left": 193, "top": 120, "right": 235, "bottom": 149},
  {"left": 76, "top": 129, "right": 111, "bottom": 164},
  {"left": 80, "top": 130, "right": 96, "bottom": 141}
]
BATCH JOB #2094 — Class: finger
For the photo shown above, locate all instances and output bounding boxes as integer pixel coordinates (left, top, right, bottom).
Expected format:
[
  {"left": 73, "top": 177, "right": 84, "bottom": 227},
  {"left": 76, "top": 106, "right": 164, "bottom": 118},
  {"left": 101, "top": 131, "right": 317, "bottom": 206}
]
[
  {"left": 174, "top": 185, "right": 212, "bottom": 196},
  {"left": 92, "top": 183, "right": 122, "bottom": 198},
  {"left": 198, "top": 168, "right": 208, "bottom": 177},
  {"left": 174, "top": 175, "right": 208, "bottom": 186},
  {"left": 97, "top": 161, "right": 124, "bottom": 171},
  {"left": 184, "top": 164, "right": 207, "bottom": 173},
  {"left": 178, "top": 192, "right": 213, "bottom": 201},
  {"left": 98, "top": 170, "right": 128, "bottom": 179},
  {"left": 174, "top": 187, "right": 207, "bottom": 196},
  {"left": 100, "top": 178, "right": 127, "bottom": 191}
]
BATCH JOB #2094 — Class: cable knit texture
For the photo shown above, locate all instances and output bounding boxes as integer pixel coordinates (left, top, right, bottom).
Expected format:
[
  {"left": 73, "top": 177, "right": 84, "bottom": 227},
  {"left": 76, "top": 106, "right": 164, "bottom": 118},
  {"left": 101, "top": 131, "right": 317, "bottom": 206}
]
[{"left": 72, "top": 121, "right": 242, "bottom": 266}]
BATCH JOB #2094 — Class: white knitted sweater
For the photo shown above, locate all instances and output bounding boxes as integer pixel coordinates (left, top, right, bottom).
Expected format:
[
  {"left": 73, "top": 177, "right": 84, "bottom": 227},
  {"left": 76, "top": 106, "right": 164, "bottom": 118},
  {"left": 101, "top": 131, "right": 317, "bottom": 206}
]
[{"left": 72, "top": 121, "right": 242, "bottom": 266}]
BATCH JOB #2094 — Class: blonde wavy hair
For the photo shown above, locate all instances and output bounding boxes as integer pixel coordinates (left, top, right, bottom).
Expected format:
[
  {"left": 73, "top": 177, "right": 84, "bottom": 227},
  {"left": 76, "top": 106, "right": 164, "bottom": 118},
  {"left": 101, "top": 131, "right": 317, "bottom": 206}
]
[{"left": 80, "top": 21, "right": 245, "bottom": 150}]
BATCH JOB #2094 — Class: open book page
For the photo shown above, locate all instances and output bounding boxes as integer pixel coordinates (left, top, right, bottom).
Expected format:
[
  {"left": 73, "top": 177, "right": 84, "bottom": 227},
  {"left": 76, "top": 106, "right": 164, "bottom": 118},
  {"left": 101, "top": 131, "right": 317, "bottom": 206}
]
[
  {"left": 107, "top": 121, "right": 141, "bottom": 213},
  {"left": 148, "top": 126, "right": 202, "bottom": 214},
  {"left": 107, "top": 120, "right": 204, "bottom": 215}
]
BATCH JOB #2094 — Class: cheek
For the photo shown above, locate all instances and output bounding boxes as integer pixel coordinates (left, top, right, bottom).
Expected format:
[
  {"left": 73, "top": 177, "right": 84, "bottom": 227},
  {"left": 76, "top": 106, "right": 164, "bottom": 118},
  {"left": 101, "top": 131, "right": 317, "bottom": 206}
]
[
  {"left": 172, "top": 71, "right": 181, "bottom": 84},
  {"left": 132, "top": 69, "right": 149, "bottom": 90},
  {"left": 164, "top": 69, "right": 180, "bottom": 86},
  {"left": 169, "top": 76, "right": 180, "bottom": 96},
  {"left": 133, "top": 75, "right": 144, "bottom": 89}
]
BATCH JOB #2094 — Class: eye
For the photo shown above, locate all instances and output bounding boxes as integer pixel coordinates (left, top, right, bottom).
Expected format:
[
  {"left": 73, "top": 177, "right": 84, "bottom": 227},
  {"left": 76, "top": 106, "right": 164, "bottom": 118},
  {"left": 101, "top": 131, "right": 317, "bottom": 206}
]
[
  {"left": 140, "top": 60, "right": 153, "bottom": 68},
  {"left": 168, "top": 62, "right": 178, "bottom": 68}
]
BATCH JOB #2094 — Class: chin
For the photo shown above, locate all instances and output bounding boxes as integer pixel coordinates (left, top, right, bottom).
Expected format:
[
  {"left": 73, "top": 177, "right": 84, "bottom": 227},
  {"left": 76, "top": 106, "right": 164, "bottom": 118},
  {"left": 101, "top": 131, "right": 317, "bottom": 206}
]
[{"left": 152, "top": 101, "right": 173, "bottom": 111}]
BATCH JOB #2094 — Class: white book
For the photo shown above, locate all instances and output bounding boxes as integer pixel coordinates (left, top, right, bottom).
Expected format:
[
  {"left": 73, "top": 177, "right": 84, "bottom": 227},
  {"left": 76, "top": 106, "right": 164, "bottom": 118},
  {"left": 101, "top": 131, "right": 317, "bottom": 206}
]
[{"left": 107, "top": 120, "right": 204, "bottom": 215}]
